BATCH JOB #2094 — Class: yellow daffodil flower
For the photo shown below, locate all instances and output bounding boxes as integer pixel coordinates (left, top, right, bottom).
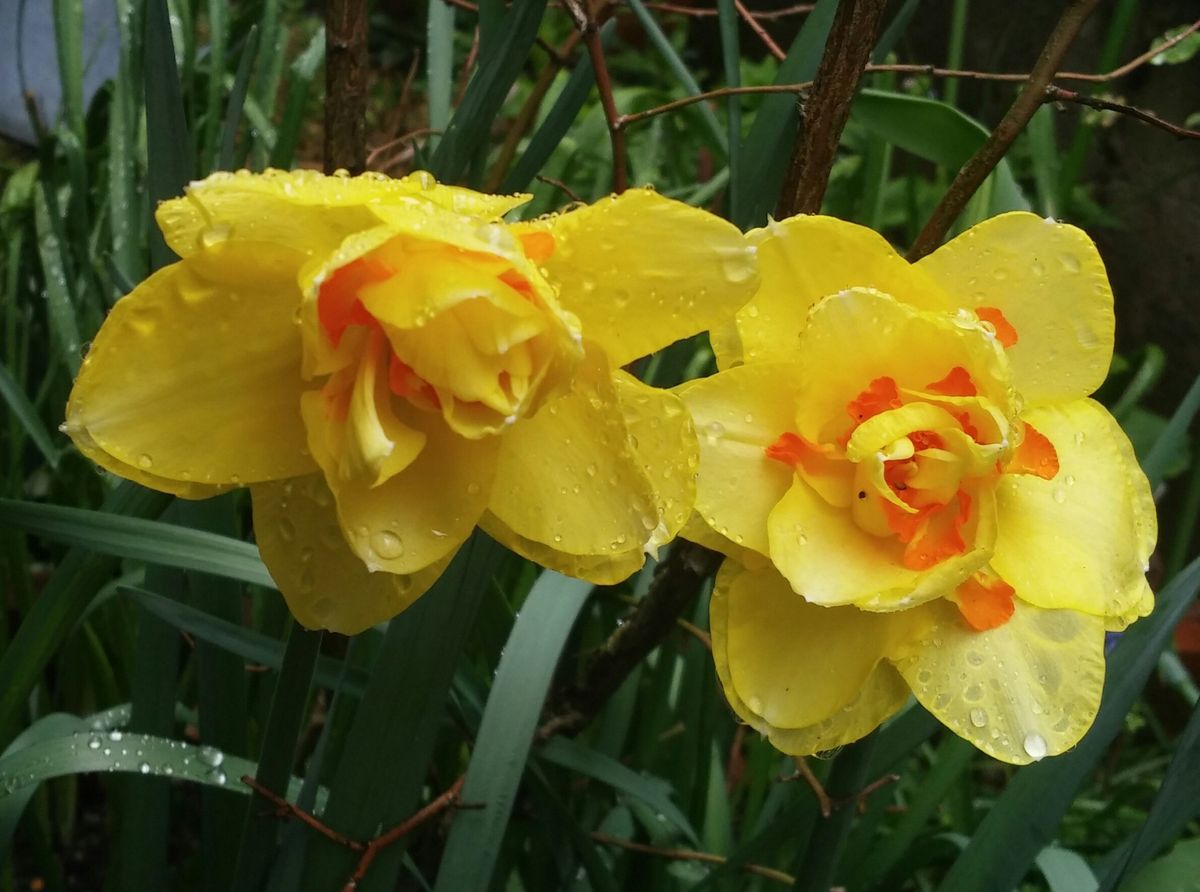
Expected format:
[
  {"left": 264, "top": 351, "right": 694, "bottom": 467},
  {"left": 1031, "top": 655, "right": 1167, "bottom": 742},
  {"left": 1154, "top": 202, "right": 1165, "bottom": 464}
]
[
  {"left": 679, "top": 212, "right": 1156, "bottom": 764},
  {"left": 65, "top": 169, "right": 757, "bottom": 634}
]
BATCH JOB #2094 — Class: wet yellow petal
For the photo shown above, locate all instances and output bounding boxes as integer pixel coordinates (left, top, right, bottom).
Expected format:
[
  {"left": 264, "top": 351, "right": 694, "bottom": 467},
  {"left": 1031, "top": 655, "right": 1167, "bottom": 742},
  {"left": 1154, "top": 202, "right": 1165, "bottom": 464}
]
[
  {"left": 521, "top": 189, "right": 758, "bottom": 367},
  {"left": 916, "top": 212, "right": 1114, "bottom": 406},
  {"left": 302, "top": 397, "right": 498, "bottom": 574},
  {"left": 64, "top": 247, "right": 314, "bottom": 491},
  {"left": 157, "top": 168, "right": 528, "bottom": 261},
  {"left": 251, "top": 474, "right": 452, "bottom": 634},
  {"left": 737, "top": 215, "right": 952, "bottom": 363},
  {"left": 612, "top": 371, "right": 697, "bottom": 556},
  {"left": 710, "top": 560, "right": 910, "bottom": 751},
  {"left": 767, "top": 477, "right": 994, "bottom": 611},
  {"left": 890, "top": 598, "right": 1105, "bottom": 764},
  {"left": 676, "top": 362, "right": 801, "bottom": 557},
  {"left": 793, "top": 288, "right": 1014, "bottom": 444},
  {"left": 992, "top": 399, "right": 1156, "bottom": 626},
  {"left": 479, "top": 512, "right": 644, "bottom": 585},
  {"left": 488, "top": 347, "right": 658, "bottom": 568}
]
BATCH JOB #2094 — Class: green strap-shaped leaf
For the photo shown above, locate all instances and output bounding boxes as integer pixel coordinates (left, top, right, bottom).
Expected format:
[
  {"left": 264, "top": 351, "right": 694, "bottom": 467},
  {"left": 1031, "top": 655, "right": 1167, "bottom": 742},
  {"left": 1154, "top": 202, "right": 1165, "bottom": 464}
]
[
  {"left": 434, "top": 572, "right": 594, "bottom": 891},
  {"left": 0, "top": 499, "right": 275, "bottom": 589},
  {"left": 0, "top": 360, "right": 60, "bottom": 469}
]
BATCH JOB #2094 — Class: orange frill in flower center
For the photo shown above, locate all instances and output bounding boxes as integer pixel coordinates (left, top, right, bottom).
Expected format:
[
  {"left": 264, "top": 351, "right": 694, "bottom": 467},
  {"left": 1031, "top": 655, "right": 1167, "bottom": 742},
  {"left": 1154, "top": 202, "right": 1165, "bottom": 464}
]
[{"left": 766, "top": 361, "right": 1059, "bottom": 633}]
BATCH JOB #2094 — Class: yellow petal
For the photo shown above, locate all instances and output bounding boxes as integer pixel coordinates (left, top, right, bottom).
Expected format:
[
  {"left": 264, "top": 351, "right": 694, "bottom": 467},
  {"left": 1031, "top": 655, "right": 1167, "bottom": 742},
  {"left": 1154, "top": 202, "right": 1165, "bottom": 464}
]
[
  {"left": 991, "top": 399, "right": 1156, "bottom": 626},
  {"left": 520, "top": 189, "right": 758, "bottom": 367},
  {"left": 488, "top": 347, "right": 659, "bottom": 569},
  {"left": 675, "top": 362, "right": 801, "bottom": 557},
  {"left": 916, "top": 212, "right": 1114, "bottom": 405},
  {"left": 710, "top": 560, "right": 910, "bottom": 752},
  {"left": 678, "top": 512, "right": 770, "bottom": 569},
  {"left": 890, "top": 598, "right": 1106, "bottom": 764},
  {"left": 766, "top": 476, "right": 994, "bottom": 611},
  {"left": 157, "top": 168, "right": 528, "bottom": 261},
  {"left": 302, "top": 397, "right": 499, "bottom": 574},
  {"left": 64, "top": 247, "right": 314, "bottom": 491},
  {"left": 251, "top": 474, "right": 452, "bottom": 634},
  {"left": 737, "top": 215, "right": 952, "bottom": 363},
  {"left": 612, "top": 371, "right": 697, "bottom": 556},
  {"left": 479, "top": 512, "right": 644, "bottom": 585},
  {"left": 793, "top": 288, "right": 1014, "bottom": 444}
]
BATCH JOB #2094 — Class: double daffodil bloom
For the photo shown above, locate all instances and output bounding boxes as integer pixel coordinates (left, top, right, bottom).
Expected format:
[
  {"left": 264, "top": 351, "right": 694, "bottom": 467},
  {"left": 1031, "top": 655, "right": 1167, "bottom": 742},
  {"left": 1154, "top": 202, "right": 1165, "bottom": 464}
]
[
  {"left": 65, "top": 169, "right": 757, "bottom": 634},
  {"left": 680, "top": 212, "right": 1156, "bottom": 763}
]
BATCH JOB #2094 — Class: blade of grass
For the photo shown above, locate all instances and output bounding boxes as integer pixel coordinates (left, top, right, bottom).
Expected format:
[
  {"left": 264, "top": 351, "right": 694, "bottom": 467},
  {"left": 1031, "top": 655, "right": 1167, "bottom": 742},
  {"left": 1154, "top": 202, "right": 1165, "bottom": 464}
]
[
  {"left": 298, "top": 533, "right": 506, "bottom": 891},
  {"left": 0, "top": 499, "right": 275, "bottom": 589},
  {"left": 269, "top": 26, "right": 325, "bottom": 169},
  {"left": 52, "top": 0, "right": 84, "bottom": 138},
  {"left": 0, "top": 361, "right": 60, "bottom": 469},
  {"left": 201, "top": 0, "right": 229, "bottom": 170},
  {"left": 1143, "top": 371, "right": 1200, "bottom": 489},
  {"left": 429, "top": 0, "right": 549, "bottom": 183},
  {"left": 144, "top": 0, "right": 195, "bottom": 269},
  {"left": 122, "top": 585, "right": 367, "bottom": 694},
  {"left": 231, "top": 620, "right": 323, "bottom": 892},
  {"left": 107, "top": 0, "right": 145, "bottom": 290},
  {"left": 434, "top": 572, "right": 594, "bottom": 891},
  {"left": 112, "top": 562, "right": 183, "bottom": 891},
  {"left": 935, "top": 554, "right": 1200, "bottom": 892},
  {"left": 1097, "top": 699, "right": 1200, "bottom": 889},
  {"left": 33, "top": 183, "right": 82, "bottom": 376},
  {"left": 217, "top": 25, "right": 261, "bottom": 172},
  {"left": 426, "top": 0, "right": 455, "bottom": 150},
  {"left": 625, "top": 0, "right": 726, "bottom": 158},
  {"left": 732, "top": 0, "right": 837, "bottom": 228},
  {"left": 0, "top": 483, "right": 171, "bottom": 742}
]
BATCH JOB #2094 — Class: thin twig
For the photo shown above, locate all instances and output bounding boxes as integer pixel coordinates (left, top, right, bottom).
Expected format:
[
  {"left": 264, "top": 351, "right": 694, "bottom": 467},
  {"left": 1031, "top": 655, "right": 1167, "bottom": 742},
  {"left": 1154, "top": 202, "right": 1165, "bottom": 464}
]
[
  {"left": 565, "top": 0, "right": 628, "bottom": 192},
  {"left": 366, "top": 128, "right": 442, "bottom": 168},
  {"left": 537, "top": 542, "right": 720, "bottom": 740},
  {"left": 777, "top": 0, "right": 890, "bottom": 217},
  {"left": 536, "top": 174, "right": 586, "bottom": 204},
  {"left": 241, "top": 775, "right": 364, "bottom": 851},
  {"left": 650, "top": 1, "right": 814, "bottom": 18},
  {"left": 907, "top": 0, "right": 1102, "bottom": 261},
  {"left": 780, "top": 758, "right": 833, "bottom": 817},
  {"left": 735, "top": 0, "right": 786, "bottom": 62},
  {"left": 1086, "top": 17, "right": 1200, "bottom": 82},
  {"left": 325, "top": 0, "right": 370, "bottom": 174},
  {"left": 344, "top": 776, "right": 468, "bottom": 890},
  {"left": 1045, "top": 85, "right": 1200, "bottom": 141},
  {"left": 454, "top": 26, "right": 482, "bottom": 106},
  {"left": 590, "top": 832, "right": 796, "bottom": 885}
]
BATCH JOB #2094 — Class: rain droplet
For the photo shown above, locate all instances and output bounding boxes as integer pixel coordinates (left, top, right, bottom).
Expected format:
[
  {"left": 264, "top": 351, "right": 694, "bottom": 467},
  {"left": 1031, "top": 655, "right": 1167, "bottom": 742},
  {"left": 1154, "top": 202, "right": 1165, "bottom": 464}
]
[
  {"left": 139, "top": 762, "right": 152, "bottom": 775},
  {"left": 108, "top": 730, "right": 123, "bottom": 742},
  {"left": 279, "top": 519, "right": 296, "bottom": 542},
  {"left": 198, "top": 746, "right": 224, "bottom": 768},
  {"left": 137, "top": 454, "right": 153, "bottom": 469},
  {"left": 1059, "top": 252, "right": 1081, "bottom": 274},
  {"left": 200, "top": 223, "right": 231, "bottom": 248},
  {"left": 1052, "top": 487, "right": 1067, "bottom": 504},
  {"left": 969, "top": 708, "right": 988, "bottom": 728},
  {"left": 466, "top": 482, "right": 482, "bottom": 496},
  {"left": 370, "top": 530, "right": 404, "bottom": 559},
  {"left": 1022, "top": 732, "right": 1048, "bottom": 761},
  {"left": 87, "top": 737, "right": 102, "bottom": 751}
]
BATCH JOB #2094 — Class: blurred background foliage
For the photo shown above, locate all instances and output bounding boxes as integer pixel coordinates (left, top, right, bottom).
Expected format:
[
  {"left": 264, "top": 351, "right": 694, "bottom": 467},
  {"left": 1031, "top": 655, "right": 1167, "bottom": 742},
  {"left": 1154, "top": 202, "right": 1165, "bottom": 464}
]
[{"left": 1, "top": 0, "right": 1200, "bottom": 890}]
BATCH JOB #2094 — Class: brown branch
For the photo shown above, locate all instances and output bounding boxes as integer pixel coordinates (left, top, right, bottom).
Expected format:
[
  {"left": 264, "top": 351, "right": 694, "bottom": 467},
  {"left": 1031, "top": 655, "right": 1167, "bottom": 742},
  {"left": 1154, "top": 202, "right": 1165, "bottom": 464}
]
[
  {"left": 906, "top": 0, "right": 1102, "bottom": 261},
  {"left": 777, "top": 0, "right": 890, "bottom": 218},
  {"left": 780, "top": 758, "right": 833, "bottom": 817},
  {"left": 324, "top": 0, "right": 369, "bottom": 174},
  {"left": 536, "top": 174, "right": 586, "bottom": 204},
  {"left": 565, "top": 0, "right": 628, "bottom": 193},
  {"left": 736, "top": 0, "right": 786, "bottom": 62},
  {"left": 590, "top": 832, "right": 796, "bottom": 885},
  {"left": 1045, "top": 85, "right": 1200, "bottom": 141},
  {"left": 343, "top": 776, "right": 467, "bottom": 890},
  {"left": 1087, "top": 17, "right": 1200, "bottom": 82},
  {"left": 537, "top": 542, "right": 720, "bottom": 740},
  {"left": 651, "top": 1, "right": 815, "bottom": 18},
  {"left": 241, "top": 774, "right": 470, "bottom": 891},
  {"left": 454, "top": 27, "right": 482, "bottom": 107}
]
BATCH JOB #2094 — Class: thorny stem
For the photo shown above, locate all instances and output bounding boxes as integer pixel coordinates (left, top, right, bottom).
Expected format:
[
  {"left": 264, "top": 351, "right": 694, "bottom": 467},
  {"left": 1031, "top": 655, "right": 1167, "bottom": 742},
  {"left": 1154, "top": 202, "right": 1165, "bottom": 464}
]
[
  {"left": 590, "top": 832, "right": 797, "bottom": 885},
  {"left": 777, "top": 0, "right": 891, "bottom": 218},
  {"left": 906, "top": 0, "right": 1102, "bottom": 260},
  {"left": 324, "top": 0, "right": 369, "bottom": 174}
]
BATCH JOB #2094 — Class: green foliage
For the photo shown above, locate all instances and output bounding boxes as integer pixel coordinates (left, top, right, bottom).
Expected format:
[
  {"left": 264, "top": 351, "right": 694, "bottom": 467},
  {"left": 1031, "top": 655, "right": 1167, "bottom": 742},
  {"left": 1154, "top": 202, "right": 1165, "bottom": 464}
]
[{"left": 0, "top": 2, "right": 1198, "bottom": 890}]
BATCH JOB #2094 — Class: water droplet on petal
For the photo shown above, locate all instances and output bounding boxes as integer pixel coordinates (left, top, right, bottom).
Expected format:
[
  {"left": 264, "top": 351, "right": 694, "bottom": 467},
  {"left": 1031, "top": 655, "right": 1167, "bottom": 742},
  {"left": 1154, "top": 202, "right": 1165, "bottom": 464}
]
[
  {"left": 1023, "top": 732, "right": 1048, "bottom": 761},
  {"left": 137, "top": 454, "right": 153, "bottom": 469},
  {"left": 970, "top": 708, "right": 988, "bottom": 728},
  {"left": 370, "top": 530, "right": 404, "bottom": 559}
]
